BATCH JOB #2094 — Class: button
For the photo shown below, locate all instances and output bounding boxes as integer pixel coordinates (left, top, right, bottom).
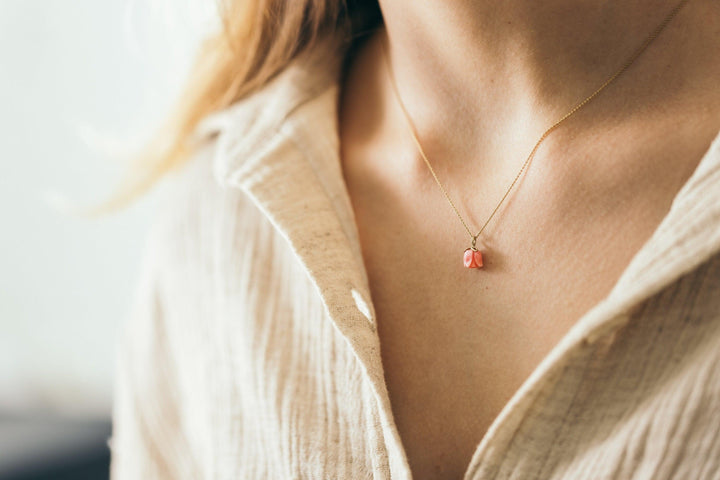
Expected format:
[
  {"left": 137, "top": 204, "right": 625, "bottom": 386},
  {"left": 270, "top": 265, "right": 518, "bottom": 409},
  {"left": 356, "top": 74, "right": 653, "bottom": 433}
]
[{"left": 351, "top": 288, "right": 373, "bottom": 323}]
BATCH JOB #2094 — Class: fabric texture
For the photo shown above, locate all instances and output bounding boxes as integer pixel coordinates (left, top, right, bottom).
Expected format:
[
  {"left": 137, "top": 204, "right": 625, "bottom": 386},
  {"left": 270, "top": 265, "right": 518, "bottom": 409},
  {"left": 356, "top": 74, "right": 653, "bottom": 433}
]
[{"left": 109, "top": 30, "right": 720, "bottom": 480}]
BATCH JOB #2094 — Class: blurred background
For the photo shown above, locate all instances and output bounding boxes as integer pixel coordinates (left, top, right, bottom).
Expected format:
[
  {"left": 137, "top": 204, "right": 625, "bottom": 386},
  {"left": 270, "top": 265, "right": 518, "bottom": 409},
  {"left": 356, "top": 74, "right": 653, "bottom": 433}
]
[{"left": 0, "top": 1, "right": 216, "bottom": 478}]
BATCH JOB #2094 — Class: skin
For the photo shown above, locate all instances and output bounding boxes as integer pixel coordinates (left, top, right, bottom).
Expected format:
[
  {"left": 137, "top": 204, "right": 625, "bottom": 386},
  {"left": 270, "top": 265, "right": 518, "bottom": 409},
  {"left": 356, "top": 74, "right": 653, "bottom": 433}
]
[{"left": 338, "top": 1, "right": 720, "bottom": 479}]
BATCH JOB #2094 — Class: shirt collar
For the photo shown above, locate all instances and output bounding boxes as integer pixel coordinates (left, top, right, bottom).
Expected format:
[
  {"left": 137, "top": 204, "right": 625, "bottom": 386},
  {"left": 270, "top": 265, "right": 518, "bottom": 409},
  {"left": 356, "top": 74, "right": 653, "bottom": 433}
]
[{"left": 193, "top": 30, "right": 376, "bottom": 328}]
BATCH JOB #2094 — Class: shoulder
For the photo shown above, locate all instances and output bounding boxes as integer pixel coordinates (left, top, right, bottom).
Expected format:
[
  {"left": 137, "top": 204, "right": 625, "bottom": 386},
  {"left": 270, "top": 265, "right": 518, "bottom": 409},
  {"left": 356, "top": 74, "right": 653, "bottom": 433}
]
[{"left": 139, "top": 30, "right": 351, "bottom": 290}]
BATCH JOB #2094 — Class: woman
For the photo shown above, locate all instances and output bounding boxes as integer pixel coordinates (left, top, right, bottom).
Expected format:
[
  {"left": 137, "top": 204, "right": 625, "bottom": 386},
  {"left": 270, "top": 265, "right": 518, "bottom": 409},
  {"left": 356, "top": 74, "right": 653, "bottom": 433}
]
[{"left": 108, "top": 0, "right": 720, "bottom": 478}]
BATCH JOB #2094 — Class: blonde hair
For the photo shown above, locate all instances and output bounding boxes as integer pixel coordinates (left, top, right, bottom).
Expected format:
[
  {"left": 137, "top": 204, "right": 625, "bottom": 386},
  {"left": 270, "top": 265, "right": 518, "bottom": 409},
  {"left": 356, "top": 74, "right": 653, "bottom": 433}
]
[{"left": 85, "top": 0, "right": 381, "bottom": 217}]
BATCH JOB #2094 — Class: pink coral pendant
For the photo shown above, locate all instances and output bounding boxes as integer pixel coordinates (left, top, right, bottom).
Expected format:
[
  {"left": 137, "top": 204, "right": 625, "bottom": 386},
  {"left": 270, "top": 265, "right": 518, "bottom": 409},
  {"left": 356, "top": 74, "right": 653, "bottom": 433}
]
[{"left": 463, "top": 248, "right": 483, "bottom": 269}]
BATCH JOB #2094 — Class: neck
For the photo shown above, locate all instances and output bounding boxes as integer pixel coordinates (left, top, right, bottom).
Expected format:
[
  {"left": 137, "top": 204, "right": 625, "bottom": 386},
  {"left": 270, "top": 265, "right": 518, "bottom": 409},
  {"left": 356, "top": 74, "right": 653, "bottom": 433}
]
[{"left": 375, "top": 0, "right": 692, "bottom": 169}]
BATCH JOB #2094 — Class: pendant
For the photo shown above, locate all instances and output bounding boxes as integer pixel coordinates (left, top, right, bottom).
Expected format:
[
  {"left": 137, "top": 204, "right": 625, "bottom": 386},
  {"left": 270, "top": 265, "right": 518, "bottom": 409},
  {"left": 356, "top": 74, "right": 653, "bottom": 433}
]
[
  {"left": 463, "top": 247, "right": 483, "bottom": 268},
  {"left": 463, "top": 234, "right": 483, "bottom": 269}
]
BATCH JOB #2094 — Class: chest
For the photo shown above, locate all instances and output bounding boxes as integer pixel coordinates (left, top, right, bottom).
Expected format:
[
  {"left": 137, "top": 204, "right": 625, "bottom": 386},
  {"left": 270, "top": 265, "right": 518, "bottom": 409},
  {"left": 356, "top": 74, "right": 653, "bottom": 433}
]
[{"left": 340, "top": 136, "right": 705, "bottom": 479}]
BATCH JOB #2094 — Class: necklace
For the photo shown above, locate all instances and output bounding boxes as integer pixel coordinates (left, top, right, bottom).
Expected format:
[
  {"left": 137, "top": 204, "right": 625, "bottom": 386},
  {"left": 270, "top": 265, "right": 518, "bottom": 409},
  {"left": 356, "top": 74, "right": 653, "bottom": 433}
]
[{"left": 380, "top": 0, "right": 689, "bottom": 269}]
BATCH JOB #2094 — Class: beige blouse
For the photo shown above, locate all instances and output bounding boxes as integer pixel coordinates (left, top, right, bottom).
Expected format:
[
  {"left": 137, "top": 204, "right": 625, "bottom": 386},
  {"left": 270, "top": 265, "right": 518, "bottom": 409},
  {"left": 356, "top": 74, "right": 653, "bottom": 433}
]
[{"left": 109, "top": 31, "right": 720, "bottom": 479}]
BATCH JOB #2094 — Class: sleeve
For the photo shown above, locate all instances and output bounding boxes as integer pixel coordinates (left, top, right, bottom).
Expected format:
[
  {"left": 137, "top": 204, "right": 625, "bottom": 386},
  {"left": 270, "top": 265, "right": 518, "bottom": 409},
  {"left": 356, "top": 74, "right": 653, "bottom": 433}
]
[{"left": 108, "top": 218, "right": 198, "bottom": 480}]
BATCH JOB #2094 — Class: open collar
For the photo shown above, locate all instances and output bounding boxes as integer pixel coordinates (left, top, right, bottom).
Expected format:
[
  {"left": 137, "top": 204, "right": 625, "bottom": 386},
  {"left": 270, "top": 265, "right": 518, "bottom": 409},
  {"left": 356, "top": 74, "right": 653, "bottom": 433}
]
[{"left": 190, "top": 29, "right": 720, "bottom": 477}]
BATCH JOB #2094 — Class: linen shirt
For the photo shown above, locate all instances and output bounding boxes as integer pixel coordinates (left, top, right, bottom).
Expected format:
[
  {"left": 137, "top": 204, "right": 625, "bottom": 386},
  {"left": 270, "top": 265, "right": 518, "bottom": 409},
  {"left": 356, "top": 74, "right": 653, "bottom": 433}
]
[{"left": 109, "top": 31, "right": 720, "bottom": 480}]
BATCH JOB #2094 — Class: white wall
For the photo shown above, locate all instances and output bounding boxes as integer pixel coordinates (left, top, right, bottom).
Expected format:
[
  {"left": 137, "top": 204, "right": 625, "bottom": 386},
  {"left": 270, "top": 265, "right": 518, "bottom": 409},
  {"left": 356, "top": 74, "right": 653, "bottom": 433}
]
[{"left": 0, "top": 0, "right": 216, "bottom": 418}]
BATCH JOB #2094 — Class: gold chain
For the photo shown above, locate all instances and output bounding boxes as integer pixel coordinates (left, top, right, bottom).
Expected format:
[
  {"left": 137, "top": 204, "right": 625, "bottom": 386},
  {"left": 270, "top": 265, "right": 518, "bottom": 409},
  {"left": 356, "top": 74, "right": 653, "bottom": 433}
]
[{"left": 380, "top": 0, "right": 689, "bottom": 250}]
